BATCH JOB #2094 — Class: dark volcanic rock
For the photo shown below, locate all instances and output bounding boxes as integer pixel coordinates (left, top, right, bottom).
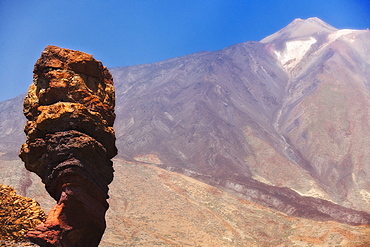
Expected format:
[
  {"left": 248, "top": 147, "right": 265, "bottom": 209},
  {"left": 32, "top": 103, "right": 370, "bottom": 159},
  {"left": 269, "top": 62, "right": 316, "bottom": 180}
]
[{"left": 19, "top": 46, "right": 117, "bottom": 247}]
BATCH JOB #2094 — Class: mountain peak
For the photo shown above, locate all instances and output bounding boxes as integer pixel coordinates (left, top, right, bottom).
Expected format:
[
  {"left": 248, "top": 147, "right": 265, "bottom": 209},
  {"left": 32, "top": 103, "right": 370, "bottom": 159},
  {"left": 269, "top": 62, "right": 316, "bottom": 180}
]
[
  {"left": 291, "top": 17, "right": 337, "bottom": 31},
  {"left": 261, "top": 17, "right": 337, "bottom": 43}
]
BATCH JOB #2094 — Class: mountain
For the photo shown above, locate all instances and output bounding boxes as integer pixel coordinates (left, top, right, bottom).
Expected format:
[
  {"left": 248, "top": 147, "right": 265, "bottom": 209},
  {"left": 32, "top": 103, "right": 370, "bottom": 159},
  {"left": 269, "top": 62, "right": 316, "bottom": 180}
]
[
  {"left": 110, "top": 17, "right": 370, "bottom": 222},
  {"left": 0, "top": 17, "right": 370, "bottom": 244},
  {"left": 0, "top": 94, "right": 25, "bottom": 160}
]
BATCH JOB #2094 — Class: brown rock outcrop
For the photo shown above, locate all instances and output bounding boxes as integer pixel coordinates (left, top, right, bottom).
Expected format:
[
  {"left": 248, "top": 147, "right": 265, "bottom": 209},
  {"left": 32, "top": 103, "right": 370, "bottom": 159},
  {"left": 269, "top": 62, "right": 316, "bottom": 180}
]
[
  {"left": 19, "top": 45, "right": 117, "bottom": 247},
  {"left": 0, "top": 184, "right": 45, "bottom": 243}
]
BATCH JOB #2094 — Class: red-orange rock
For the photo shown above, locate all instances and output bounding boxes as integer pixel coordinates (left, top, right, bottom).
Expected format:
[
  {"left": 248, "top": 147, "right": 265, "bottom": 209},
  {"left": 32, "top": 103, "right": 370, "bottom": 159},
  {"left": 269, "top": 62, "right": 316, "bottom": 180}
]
[{"left": 19, "top": 45, "right": 117, "bottom": 247}]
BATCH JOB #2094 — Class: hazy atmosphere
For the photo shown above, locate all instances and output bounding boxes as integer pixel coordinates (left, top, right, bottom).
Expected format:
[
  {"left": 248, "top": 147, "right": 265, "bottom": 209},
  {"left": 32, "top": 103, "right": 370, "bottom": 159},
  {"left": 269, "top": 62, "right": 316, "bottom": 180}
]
[{"left": 0, "top": 0, "right": 369, "bottom": 101}]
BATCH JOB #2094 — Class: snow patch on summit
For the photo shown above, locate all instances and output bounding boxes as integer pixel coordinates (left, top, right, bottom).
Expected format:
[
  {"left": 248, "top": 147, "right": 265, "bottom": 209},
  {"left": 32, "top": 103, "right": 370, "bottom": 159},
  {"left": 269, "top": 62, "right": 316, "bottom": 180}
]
[
  {"left": 275, "top": 37, "right": 317, "bottom": 72},
  {"left": 328, "top": 29, "right": 357, "bottom": 43}
]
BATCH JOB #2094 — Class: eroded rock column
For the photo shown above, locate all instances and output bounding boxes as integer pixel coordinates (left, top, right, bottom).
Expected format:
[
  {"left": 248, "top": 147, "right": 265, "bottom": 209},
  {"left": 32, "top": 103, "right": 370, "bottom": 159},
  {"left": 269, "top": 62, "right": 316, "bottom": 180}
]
[{"left": 19, "top": 45, "right": 117, "bottom": 247}]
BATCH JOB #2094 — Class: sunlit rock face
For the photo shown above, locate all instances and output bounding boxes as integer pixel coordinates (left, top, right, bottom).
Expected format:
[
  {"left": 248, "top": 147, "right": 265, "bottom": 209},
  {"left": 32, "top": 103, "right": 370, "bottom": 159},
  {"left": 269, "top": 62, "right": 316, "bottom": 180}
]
[
  {"left": 19, "top": 45, "right": 117, "bottom": 247},
  {"left": 0, "top": 184, "right": 45, "bottom": 242}
]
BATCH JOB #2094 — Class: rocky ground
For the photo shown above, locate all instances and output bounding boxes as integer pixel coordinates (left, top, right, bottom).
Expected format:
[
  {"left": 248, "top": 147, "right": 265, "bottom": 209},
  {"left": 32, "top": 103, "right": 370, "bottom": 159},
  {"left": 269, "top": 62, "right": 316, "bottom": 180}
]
[
  {"left": 101, "top": 159, "right": 370, "bottom": 246},
  {"left": 0, "top": 185, "right": 45, "bottom": 244},
  {"left": 0, "top": 240, "right": 39, "bottom": 247},
  {"left": 1, "top": 161, "right": 370, "bottom": 246}
]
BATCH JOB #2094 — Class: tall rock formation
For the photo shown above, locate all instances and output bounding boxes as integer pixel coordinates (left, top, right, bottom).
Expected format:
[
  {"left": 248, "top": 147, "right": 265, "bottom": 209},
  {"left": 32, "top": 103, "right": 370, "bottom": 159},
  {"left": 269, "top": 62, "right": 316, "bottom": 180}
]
[{"left": 19, "top": 45, "right": 117, "bottom": 247}]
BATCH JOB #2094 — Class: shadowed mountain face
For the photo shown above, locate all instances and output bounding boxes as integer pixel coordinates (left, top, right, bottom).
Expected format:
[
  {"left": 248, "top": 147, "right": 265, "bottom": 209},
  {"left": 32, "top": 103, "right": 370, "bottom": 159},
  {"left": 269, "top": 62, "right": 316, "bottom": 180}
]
[{"left": 1, "top": 18, "right": 370, "bottom": 228}]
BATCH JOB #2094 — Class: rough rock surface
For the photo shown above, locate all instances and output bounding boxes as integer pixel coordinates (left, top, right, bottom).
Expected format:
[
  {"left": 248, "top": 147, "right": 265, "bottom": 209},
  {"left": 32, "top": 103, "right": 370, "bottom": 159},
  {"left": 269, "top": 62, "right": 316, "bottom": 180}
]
[
  {"left": 0, "top": 184, "right": 45, "bottom": 242},
  {"left": 0, "top": 240, "right": 39, "bottom": 247},
  {"left": 19, "top": 46, "right": 117, "bottom": 247}
]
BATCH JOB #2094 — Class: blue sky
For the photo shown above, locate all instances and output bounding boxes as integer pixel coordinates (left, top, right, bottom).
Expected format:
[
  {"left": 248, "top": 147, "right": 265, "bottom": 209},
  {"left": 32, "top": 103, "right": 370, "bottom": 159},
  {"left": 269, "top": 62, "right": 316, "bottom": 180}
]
[{"left": 0, "top": 0, "right": 369, "bottom": 101}]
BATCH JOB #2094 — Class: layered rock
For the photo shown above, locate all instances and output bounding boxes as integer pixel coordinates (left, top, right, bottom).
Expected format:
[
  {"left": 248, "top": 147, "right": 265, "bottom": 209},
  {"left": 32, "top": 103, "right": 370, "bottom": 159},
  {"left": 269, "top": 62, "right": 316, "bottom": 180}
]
[{"left": 19, "top": 46, "right": 117, "bottom": 247}]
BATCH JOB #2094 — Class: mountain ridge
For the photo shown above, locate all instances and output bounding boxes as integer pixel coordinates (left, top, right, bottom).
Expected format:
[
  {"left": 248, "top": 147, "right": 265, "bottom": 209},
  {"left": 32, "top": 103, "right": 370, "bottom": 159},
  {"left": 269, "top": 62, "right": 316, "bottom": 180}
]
[{"left": 261, "top": 17, "right": 338, "bottom": 44}]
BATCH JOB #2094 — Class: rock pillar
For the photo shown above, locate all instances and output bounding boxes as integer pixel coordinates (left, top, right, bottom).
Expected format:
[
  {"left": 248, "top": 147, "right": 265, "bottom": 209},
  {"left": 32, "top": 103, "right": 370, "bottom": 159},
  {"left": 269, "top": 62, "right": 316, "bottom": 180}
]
[{"left": 19, "top": 45, "right": 117, "bottom": 247}]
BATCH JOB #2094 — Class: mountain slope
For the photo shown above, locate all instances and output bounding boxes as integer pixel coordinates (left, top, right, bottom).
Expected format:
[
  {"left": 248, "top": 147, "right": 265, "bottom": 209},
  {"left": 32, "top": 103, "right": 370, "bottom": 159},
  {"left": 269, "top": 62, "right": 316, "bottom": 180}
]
[
  {"left": 101, "top": 159, "right": 370, "bottom": 246},
  {"left": 1, "top": 160, "right": 370, "bottom": 246},
  {"left": 108, "top": 18, "right": 370, "bottom": 222},
  {"left": 266, "top": 19, "right": 370, "bottom": 212},
  {"left": 0, "top": 94, "right": 26, "bottom": 160}
]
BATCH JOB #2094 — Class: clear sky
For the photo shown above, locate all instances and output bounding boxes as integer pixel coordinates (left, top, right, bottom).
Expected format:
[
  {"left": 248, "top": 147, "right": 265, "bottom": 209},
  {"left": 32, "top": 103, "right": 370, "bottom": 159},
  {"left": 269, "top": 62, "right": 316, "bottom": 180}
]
[{"left": 0, "top": 0, "right": 369, "bottom": 101}]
